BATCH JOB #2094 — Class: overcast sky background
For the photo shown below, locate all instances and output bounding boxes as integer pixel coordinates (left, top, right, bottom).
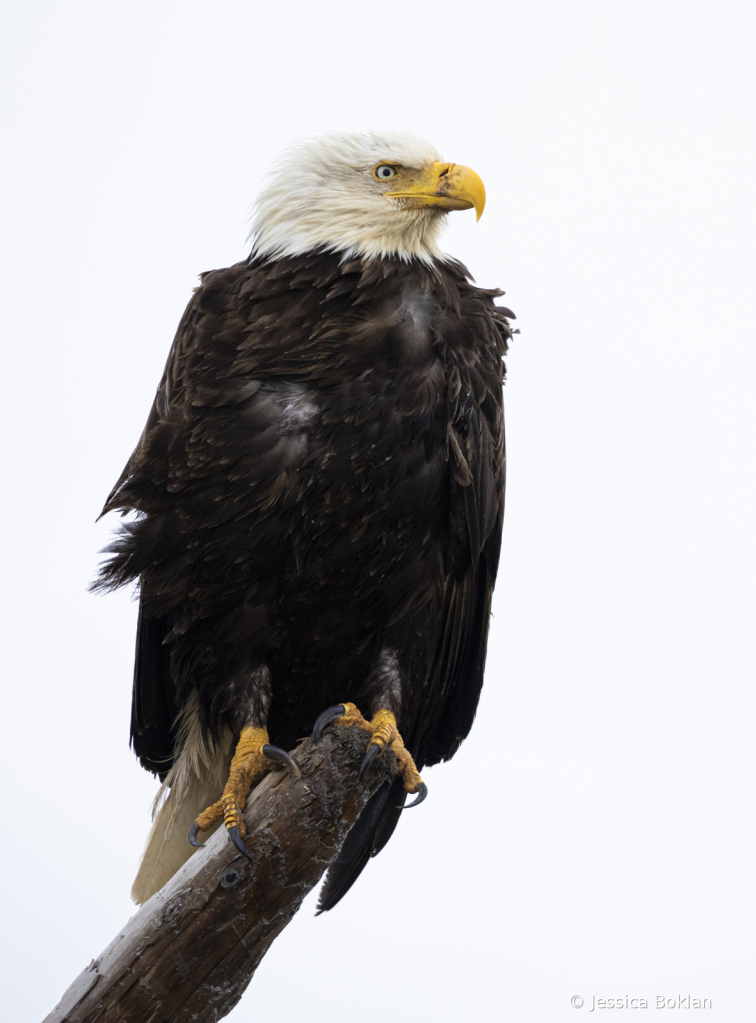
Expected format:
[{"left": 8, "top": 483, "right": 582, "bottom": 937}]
[{"left": 2, "top": 1, "right": 755, "bottom": 1020}]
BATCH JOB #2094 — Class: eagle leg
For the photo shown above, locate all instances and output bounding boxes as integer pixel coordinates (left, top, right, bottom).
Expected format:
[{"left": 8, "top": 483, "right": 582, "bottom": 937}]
[
  {"left": 187, "top": 726, "right": 299, "bottom": 855},
  {"left": 313, "top": 703, "right": 427, "bottom": 807}
]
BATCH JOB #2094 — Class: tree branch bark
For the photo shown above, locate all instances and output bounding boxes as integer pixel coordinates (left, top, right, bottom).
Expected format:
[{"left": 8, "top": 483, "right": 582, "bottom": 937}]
[{"left": 44, "top": 726, "right": 394, "bottom": 1023}]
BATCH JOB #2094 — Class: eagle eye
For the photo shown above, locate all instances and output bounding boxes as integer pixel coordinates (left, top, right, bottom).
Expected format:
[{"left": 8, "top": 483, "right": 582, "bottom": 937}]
[{"left": 374, "top": 164, "right": 397, "bottom": 181}]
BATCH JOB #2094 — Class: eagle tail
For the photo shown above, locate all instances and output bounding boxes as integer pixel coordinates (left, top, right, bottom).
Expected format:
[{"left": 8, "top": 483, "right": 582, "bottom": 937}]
[
  {"left": 131, "top": 722, "right": 234, "bottom": 905},
  {"left": 316, "top": 777, "right": 407, "bottom": 913}
]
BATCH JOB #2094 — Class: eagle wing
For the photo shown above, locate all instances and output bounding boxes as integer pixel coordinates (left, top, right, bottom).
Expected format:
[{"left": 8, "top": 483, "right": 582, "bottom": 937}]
[
  {"left": 317, "top": 304, "right": 511, "bottom": 911},
  {"left": 98, "top": 265, "right": 274, "bottom": 777},
  {"left": 416, "top": 304, "right": 509, "bottom": 768}
]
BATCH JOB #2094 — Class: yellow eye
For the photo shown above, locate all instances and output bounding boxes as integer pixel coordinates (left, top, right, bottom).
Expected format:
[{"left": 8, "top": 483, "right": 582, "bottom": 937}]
[{"left": 374, "top": 164, "right": 397, "bottom": 181}]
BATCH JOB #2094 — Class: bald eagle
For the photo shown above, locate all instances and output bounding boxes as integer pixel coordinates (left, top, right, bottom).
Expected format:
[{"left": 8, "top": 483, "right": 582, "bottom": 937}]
[{"left": 96, "top": 131, "right": 513, "bottom": 910}]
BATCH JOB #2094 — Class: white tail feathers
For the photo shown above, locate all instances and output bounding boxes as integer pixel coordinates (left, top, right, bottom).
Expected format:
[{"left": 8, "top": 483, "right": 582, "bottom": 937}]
[{"left": 131, "top": 699, "right": 234, "bottom": 905}]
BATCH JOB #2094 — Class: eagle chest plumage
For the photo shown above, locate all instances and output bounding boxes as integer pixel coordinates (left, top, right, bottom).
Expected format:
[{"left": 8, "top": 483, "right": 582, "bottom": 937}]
[{"left": 99, "top": 249, "right": 510, "bottom": 907}]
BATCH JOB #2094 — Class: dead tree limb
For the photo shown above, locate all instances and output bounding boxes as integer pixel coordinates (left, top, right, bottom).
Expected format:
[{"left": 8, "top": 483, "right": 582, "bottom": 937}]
[{"left": 44, "top": 726, "right": 395, "bottom": 1023}]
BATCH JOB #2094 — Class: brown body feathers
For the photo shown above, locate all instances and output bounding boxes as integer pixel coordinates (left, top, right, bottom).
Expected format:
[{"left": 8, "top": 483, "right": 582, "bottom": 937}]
[{"left": 97, "top": 250, "right": 512, "bottom": 906}]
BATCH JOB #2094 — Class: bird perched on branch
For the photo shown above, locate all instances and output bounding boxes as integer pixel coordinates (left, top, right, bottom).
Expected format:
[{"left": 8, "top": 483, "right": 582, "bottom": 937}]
[{"left": 96, "top": 130, "right": 514, "bottom": 910}]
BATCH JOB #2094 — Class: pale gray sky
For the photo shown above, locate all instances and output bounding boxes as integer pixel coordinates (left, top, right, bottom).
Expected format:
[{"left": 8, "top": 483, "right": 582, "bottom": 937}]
[{"left": 2, "top": 1, "right": 755, "bottom": 1020}]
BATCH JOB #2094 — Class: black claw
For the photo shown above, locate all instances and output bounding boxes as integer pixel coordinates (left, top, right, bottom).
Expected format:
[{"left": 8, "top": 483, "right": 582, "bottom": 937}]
[
  {"left": 227, "top": 826, "right": 254, "bottom": 862},
  {"left": 188, "top": 822, "right": 205, "bottom": 848},
  {"left": 263, "top": 743, "right": 302, "bottom": 780},
  {"left": 358, "top": 742, "right": 381, "bottom": 783},
  {"left": 312, "top": 704, "right": 346, "bottom": 743},
  {"left": 401, "top": 782, "right": 428, "bottom": 809}
]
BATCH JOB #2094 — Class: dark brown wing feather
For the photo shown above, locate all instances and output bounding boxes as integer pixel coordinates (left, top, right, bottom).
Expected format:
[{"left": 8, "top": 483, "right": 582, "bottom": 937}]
[
  {"left": 415, "top": 303, "right": 509, "bottom": 768},
  {"left": 131, "top": 601, "right": 175, "bottom": 779}
]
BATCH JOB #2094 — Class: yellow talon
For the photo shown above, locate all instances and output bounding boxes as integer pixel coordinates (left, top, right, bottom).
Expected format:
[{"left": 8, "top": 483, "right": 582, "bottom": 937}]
[
  {"left": 328, "top": 703, "right": 424, "bottom": 795},
  {"left": 335, "top": 702, "right": 371, "bottom": 731},
  {"left": 192, "top": 725, "right": 271, "bottom": 841},
  {"left": 367, "top": 708, "right": 399, "bottom": 752},
  {"left": 195, "top": 799, "right": 224, "bottom": 832},
  {"left": 389, "top": 730, "right": 423, "bottom": 794}
]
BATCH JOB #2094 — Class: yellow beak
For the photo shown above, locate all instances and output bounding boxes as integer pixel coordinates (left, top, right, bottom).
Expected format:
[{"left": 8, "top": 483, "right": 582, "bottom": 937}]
[{"left": 387, "top": 162, "right": 486, "bottom": 221}]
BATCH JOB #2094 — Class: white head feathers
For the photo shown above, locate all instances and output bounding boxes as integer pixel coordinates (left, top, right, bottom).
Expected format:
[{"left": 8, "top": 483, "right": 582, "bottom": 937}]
[{"left": 249, "top": 131, "right": 448, "bottom": 264}]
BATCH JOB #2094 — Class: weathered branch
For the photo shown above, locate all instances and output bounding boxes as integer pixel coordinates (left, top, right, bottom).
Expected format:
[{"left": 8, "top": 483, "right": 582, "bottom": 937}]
[{"left": 44, "top": 726, "right": 394, "bottom": 1023}]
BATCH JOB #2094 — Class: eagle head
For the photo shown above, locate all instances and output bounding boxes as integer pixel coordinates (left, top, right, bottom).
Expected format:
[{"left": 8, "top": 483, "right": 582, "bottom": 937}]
[{"left": 249, "top": 130, "right": 486, "bottom": 264}]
